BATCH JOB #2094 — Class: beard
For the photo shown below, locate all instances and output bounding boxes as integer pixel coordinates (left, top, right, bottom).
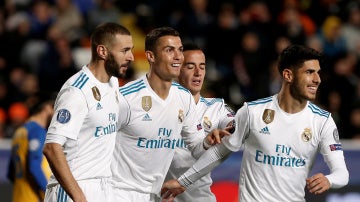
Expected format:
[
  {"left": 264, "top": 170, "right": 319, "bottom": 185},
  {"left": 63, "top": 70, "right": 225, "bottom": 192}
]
[{"left": 104, "top": 53, "right": 126, "bottom": 78}]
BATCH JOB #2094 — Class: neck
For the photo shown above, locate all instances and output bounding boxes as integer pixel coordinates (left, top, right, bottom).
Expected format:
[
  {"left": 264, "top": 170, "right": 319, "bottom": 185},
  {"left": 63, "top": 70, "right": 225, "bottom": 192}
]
[
  {"left": 277, "top": 88, "right": 307, "bottom": 114},
  {"left": 29, "top": 113, "right": 47, "bottom": 128},
  {"left": 193, "top": 93, "right": 200, "bottom": 104},
  {"left": 146, "top": 73, "right": 172, "bottom": 100},
  {"left": 88, "top": 61, "right": 111, "bottom": 83}
]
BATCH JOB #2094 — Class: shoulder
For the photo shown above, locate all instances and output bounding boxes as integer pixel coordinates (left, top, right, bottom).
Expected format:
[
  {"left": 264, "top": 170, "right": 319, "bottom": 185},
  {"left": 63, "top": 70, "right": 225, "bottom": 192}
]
[
  {"left": 119, "top": 77, "right": 146, "bottom": 96},
  {"left": 171, "top": 81, "right": 191, "bottom": 94},
  {"left": 199, "top": 97, "right": 224, "bottom": 106},
  {"left": 307, "top": 102, "right": 330, "bottom": 118},
  {"left": 246, "top": 96, "right": 274, "bottom": 109}
]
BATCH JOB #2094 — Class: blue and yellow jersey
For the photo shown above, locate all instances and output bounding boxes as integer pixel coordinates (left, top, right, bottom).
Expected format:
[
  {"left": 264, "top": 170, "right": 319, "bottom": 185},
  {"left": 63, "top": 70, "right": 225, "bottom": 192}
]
[{"left": 8, "top": 121, "right": 51, "bottom": 202}]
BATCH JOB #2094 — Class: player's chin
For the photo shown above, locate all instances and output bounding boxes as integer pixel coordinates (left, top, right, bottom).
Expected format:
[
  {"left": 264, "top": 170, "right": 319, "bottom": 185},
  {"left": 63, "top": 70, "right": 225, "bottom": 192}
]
[{"left": 306, "top": 94, "right": 317, "bottom": 101}]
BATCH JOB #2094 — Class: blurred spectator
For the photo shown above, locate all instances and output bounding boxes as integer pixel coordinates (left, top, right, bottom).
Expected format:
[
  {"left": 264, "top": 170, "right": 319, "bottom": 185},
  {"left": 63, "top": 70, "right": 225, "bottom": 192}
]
[
  {"left": 6, "top": 102, "right": 29, "bottom": 138},
  {"left": 0, "top": 107, "right": 6, "bottom": 138},
  {"left": 2, "top": 12, "right": 31, "bottom": 69},
  {"left": 7, "top": 67, "right": 28, "bottom": 104},
  {"left": 86, "top": 0, "right": 121, "bottom": 33},
  {"left": 276, "top": 0, "right": 317, "bottom": 44},
  {"left": 53, "top": 0, "right": 85, "bottom": 46},
  {"left": 175, "top": 0, "right": 214, "bottom": 49},
  {"left": 0, "top": 78, "right": 10, "bottom": 110},
  {"left": 341, "top": 1, "right": 360, "bottom": 57},
  {"left": 232, "top": 30, "right": 271, "bottom": 104},
  {"left": 349, "top": 103, "right": 360, "bottom": 140},
  {"left": 316, "top": 15, "right": 347, "bottom": 59},
  {"left": 205, "top": 2, "right": 239, "bottom": 103},
  {"left": 37, "top": 25, "right": 78, "bottom": 93},
  {"left": 320, "top": 51, "right": 359, "bottom": 139},
  {"left": 27, "top": 0, "right": 55, "bottom": 39}
]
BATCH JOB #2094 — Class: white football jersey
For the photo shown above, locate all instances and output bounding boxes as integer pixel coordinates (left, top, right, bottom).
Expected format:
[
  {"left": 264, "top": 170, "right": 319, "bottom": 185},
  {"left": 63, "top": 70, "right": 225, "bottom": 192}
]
[
  {"left": 46, "top": 66, "right": 128, "bottom": 185},
  {"left": 111, "top": 75, "right": 206, "bottom": 195},
  {"left": 223, "top": 94, "right": 347, "bottom": 201},
  {"left": 166, "top": 97, "right": 235, "bottom": 202}
]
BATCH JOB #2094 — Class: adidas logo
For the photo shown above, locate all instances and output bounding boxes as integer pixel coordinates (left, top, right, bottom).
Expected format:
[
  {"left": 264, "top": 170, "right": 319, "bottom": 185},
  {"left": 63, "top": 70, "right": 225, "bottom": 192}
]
[
  {"left": 259, "top": 126, "right": 270, "bottom": 135},
  {"left": 142, "top": 113, "right": 152, "bottom": 121},
  {"left": 96, "top": 103, "right": 103, "bottom": 110}
]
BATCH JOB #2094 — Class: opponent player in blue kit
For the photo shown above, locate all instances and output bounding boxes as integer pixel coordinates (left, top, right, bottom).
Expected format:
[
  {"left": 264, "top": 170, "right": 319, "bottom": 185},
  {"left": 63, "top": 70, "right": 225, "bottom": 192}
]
[{"left": 8, "top": 95, "right": 54, "bottom": 202}]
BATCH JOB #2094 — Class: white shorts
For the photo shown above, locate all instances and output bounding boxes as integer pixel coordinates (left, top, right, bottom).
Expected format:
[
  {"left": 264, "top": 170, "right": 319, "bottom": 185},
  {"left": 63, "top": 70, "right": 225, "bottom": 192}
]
[
  {"left": 44, "top": 178, "right": 114, "bottom": 202},
  {"left": 113, "top": 187, "right": 161, "bottom": 202}
]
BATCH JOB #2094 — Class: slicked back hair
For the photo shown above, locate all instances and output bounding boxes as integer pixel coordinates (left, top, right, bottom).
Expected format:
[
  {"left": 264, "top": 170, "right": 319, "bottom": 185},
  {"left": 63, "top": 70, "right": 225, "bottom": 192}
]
[{"left": 145, "top": 27, "right": 180, "bottom": 52}]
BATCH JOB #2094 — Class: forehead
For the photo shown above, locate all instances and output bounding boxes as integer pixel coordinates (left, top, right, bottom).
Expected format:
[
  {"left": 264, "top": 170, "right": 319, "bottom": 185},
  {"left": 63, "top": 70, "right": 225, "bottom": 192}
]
[
  {"left": 300, "top": 60, "right": 320, "bottom": 70},
  {"left": 183, "top": 50, "right": 205, "bottom": 61},
  {"left": 157, "top": 35, "right": 182, "bottom": 48},
  {"left": 111, "top": 34, "right": 133, "bottom": 48}
]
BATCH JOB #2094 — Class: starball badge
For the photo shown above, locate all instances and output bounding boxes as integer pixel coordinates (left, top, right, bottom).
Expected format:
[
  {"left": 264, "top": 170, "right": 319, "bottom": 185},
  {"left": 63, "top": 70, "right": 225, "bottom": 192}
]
[
  {"left": 301, "top": 128, "right": 312, "bottom": 142},
  {"left": 142, "top": 96, "right": 152, "bottom": 112},
  {"left": 262, "top": 109, "right": 275, "bottom": 124},
  {"left": 92, "top": 86, "right": 101, "bottom": 101}
]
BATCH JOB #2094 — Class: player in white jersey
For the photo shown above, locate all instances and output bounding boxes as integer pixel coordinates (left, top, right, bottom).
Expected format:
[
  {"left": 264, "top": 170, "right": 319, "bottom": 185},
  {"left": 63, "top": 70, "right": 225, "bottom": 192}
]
[
  {"left": 111, "top": 27, "right": 230, "bottom": 202},
  {"left": 161, "top": 44, "right": 349, "bottom": 202},
  {"left": 164, "top": 42, "right": 235, "bottom": 202},
  {"left": 43, "top": 22, "right": 134, "bottom": 202}
]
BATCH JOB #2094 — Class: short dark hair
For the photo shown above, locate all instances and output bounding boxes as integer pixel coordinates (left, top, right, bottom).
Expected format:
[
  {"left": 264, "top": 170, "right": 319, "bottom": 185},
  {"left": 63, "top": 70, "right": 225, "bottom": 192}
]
[
  {"left": 182, "top": 42, "right": 202, "bottom": 52},
  {"left": 278, "top": 44, "right": 323, "bottom": 74},
  {"left": 145, "top": 27, "right": 180, "bottom": 52},
  {"left": 90, "top": 22, "right": 131, "bottom": 59}
]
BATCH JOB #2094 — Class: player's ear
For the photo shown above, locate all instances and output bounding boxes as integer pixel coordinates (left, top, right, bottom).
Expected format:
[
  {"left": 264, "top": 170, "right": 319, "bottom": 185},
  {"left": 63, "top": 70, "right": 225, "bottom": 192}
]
[
  {"left": 97, "top": 45, "right": 108, "bottom": 60},
  {"left": 145, "top": 50, "right": 155, "bottom": 63},
  {"left": 283, "top": 69, "right": 293, "bottom": 82}
]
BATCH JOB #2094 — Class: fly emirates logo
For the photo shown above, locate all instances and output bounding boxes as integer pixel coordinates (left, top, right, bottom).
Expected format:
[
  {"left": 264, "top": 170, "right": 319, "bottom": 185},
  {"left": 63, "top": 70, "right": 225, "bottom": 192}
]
[
  {"left": 94, "top": 113, "right": 117, "bottom": 137},
  {"left": 137, "top": 127, "right": 186, "bottom": 149},
  {"left": 255, "top": 144, "right": 306, "bottom": 167}
]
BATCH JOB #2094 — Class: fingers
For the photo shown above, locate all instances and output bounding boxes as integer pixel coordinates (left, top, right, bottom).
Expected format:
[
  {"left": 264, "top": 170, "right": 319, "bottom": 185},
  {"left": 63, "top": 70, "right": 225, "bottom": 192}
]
[
  {"left": 206, "top": 129, "right": 232, "bottom": 146},
  {"left": 306, "top": 173, "right": 330, "bottom": 195}
]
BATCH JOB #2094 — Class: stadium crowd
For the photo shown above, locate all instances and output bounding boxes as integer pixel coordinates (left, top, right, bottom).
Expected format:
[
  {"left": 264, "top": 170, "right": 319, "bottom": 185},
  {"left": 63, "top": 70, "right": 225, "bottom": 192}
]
[{"left": 0, "top": 0, "right": 360, "bottom": 140}]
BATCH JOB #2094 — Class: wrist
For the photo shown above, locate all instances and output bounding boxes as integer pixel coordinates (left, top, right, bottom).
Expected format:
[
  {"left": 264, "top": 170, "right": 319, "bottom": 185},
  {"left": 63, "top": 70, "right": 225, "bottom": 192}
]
[{"left": 203, "top": 138, "right": 211, "bottom": 150}]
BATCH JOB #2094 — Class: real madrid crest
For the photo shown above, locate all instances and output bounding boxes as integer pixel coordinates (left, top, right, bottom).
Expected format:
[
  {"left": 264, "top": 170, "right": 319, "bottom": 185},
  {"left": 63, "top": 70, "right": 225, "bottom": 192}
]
[
  {"left": 301, "top": 128, "right": 312, "bottom": 142},
  {"left": 203, "top": 116, "right": 212, "bottom": 130},
  {"left": 142, "top": 96, "right": 152, "bottom": 112},
  {"left": 92, "top": 86, "right": 101, "bottom": 101},
  {"left": 262, "top": 109, "right": 275, "bottom": 124},
  {"left": 178, "top": 109, "right": 184, "bottom": 123}
]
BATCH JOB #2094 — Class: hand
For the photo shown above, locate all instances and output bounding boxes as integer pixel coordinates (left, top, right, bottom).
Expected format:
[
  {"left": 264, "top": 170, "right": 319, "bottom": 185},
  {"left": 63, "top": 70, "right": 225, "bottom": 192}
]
[
  {"left": 204, "top": 128, "right": 232, "bottom": 149},
  {"left": 306, "top": 173, "right": 331, "bottom": 195},
  {"left": 161, "top": 179, "right": 186, "bottom": 202}
]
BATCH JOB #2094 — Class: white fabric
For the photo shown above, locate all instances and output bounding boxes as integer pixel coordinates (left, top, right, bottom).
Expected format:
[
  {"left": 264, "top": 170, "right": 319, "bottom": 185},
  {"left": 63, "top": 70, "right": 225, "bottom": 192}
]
[
  {"left": 46, "top": 66, "right": 128, "bottom": 185},
  {"left": 166, "top": 97, "right": 234, "bottom": 202},
  {"left": 44, "top": 178, "right": 113, "bottom": 202},
  {"left": 111, "top": 75, "right": 206, "bottom": 197},
  {"left": 180, "top": 94, "right": 349, "bottom": 202}
]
